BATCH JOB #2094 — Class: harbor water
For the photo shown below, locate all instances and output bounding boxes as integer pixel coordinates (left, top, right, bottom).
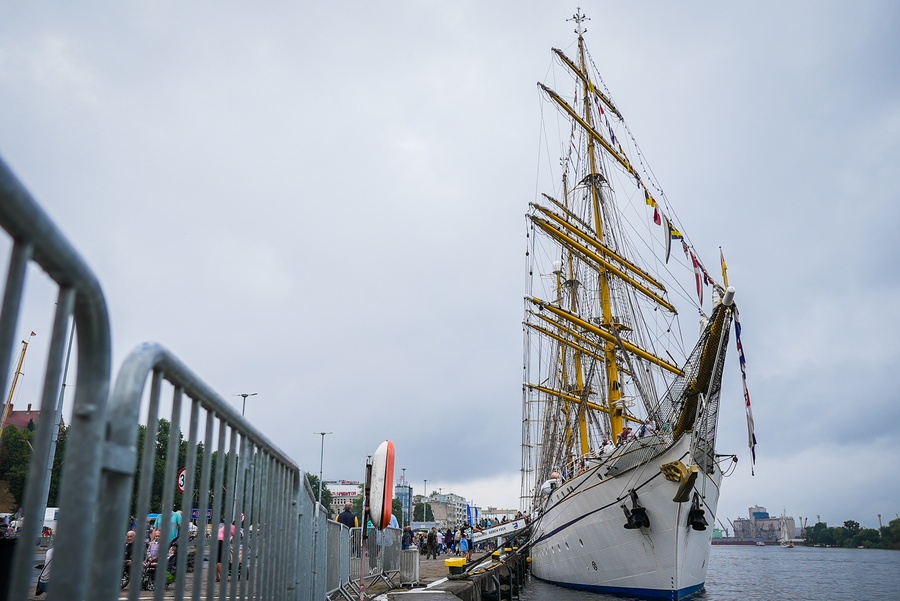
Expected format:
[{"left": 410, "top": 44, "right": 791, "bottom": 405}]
[{"left": 518, "top": 545, "right": 900, "bottom": 601}]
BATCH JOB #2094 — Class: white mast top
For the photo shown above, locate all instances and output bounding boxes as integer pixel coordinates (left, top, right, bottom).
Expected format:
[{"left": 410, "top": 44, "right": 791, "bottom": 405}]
[{"left": 568, "top": 8, "right": 590, "bottom": 36}]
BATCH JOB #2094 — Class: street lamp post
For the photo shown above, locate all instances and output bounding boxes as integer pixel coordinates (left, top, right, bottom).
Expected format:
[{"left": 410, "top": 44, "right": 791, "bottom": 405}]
[
  {"left": 423, "top": 479, "right": 428, "bottom": 522},
  {"left": 229, "top": 393, "right": 256, "bottom": 520},
  {"left": 401, "top": 468, "right": 407, "bottom": 528},
  {"left": 234, "top": 392, "right": 258, "bottom": 416},
  {"left": 315, "top": 432, "right": 332, "bottom": 513},
  {"left": 311, "top": 431, "right": 331, "bottom": 596}
]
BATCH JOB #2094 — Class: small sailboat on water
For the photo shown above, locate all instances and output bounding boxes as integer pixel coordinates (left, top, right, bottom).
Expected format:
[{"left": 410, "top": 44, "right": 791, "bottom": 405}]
[{"left": 780, "top": 513, "right": 794, "bottom": 548}]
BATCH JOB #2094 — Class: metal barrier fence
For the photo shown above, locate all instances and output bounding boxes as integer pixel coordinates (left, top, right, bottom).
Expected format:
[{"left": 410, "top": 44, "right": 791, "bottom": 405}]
[
  {"left": 347, "top": 526, "right": 401, "bottom": 580},
  {"left": 0, "top": 156, "right": 113, "bottom": 601},
  {"left": 325, "top": 520, "right": 350, "bottom": 594},
  {"left": 0, "top": 156, "right": 351, "bottom": 600},
  {"left": 98, "top": 342, "right": 318, "bottom": 601}
]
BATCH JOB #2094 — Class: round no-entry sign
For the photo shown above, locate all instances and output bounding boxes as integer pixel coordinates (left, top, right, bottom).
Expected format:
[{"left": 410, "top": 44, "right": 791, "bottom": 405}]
[{"left": 177, "top": 467, "right": 187, "bottom": 493}]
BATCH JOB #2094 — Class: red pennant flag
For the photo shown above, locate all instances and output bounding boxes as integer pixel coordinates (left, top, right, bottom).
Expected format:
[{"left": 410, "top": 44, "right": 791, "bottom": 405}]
[
  {"left": 691, "top": 252, "right": 703, "bottom": 306},
  {"left": 664, "top": 218, "right": 672, "bottom": 263},
  {"left": 734, "top": 308, "right": 757, "bottom": 475},
  {"left": 653, "top": 207, "right": 661, "bottom": 225}
]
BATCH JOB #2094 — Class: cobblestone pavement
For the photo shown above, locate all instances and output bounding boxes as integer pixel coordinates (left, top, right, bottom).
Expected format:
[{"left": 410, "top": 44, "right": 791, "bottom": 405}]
[
  {"left": 416, "top": 553, "right": 459, "bottom": 581},
  {"left": 24, "top": 549, "right": 482, "bottom": 599},
  {"left": 349, "top": 551, "right": 480, "bottom": 598}
]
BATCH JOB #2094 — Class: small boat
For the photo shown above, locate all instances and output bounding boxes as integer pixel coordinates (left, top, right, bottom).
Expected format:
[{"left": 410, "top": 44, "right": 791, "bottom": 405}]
[
  {"left": 779, "top": 512, "right": 794, "bottom": 548},
  {"left": 756, "top": 541, "right": 766, "bottom": 547},
  {"left": 522, "top": 9, "right": 756, "bottom": 600}
]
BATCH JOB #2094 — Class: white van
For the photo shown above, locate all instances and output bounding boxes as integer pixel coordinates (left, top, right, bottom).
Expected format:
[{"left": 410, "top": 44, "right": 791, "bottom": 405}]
[
  {"left": 6, "top": 507, "right": 59, "bottom": 534},
  {"left": 43, "top": 507, "right": 60, "bottom": 533}
]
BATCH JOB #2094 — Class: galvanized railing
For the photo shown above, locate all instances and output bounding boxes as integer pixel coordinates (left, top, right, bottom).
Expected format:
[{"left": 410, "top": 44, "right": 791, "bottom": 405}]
[
  {"left": 97, "top": 342, "right": 318, "bottom": 601},
  {"left": 0, "top": 156, "right": 361, "bottom": 601},
  {"left": 325, "top": 520, "right": 350, "bottom": 594},
  {"left": 0, "top": 155, "right": 113, "bottom": 601}
]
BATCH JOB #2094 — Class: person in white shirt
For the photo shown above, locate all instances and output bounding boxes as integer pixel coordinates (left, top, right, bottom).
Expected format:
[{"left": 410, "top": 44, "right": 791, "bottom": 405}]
[{"left": 36, "top": 547, "right": 53, "bottom": 595}]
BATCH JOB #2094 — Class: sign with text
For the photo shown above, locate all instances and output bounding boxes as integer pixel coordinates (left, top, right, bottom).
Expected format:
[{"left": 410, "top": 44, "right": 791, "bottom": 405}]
[{"left": 473, "top": 519, "right": 527, "bottom": 543}]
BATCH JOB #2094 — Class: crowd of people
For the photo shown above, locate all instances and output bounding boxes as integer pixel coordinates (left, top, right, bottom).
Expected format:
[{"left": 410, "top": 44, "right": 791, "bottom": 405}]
[
  {"left": 398, "top": 512, "right": 528, "bottom": 563},
  {"left": 119, "top": 509, "right": 233, "bottom": 590},
  {"left": 22, "top": 502, "right": 529, "bottom": 595}
]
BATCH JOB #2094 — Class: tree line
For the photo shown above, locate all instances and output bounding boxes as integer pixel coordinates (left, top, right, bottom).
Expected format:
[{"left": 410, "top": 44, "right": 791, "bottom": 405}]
[
  {"left": 0, "top": 419, "right": 334, "bottom": 520},
  {"left": 0, "top": 420, "right": 67, "bottom": 509},
  {"left": 2, "top": 418, "right": 427, "bottom": 528},
  {"left": 805, "top": 518, "right": 900, "bottom": 549}
]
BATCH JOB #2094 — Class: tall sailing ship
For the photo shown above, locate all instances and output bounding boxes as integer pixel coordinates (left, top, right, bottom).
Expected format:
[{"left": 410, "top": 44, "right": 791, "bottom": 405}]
[{"left": 522, "top": 11, "right": 754, "bottom": 600}]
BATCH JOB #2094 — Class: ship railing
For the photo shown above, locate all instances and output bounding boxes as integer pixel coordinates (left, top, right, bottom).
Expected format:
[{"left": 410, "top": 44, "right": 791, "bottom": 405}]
[
  {"left": 691, "top": 437, "right": 717, "bottom": 474},
  {"left": 0, "top": 156, "right": 344, "bottom": 600},
  {"left": 563, "top": 432, "right": 674, "bottom": 480},
  {"left": 565, "top": 452, "right": 606, "bottom": 477},
  {"left": 606, "top": 435, "right": 673, "bottom": 477},
  {"left": 562, "top": 448, "right": 619, "bottom": 479}
]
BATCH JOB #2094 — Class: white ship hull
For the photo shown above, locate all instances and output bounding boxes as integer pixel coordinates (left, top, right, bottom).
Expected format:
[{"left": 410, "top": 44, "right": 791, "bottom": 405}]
[{"left": 530, "top": 435, "right": 721, "bottom": 600}]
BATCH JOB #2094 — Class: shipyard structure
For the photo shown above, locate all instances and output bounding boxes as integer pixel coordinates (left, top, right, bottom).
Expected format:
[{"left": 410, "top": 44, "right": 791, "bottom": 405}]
[{"left": 713, "top": 506, "right": 801, "bottom": 545}]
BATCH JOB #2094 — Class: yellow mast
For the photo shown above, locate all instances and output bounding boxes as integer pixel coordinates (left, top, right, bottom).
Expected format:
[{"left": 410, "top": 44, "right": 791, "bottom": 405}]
[
  {"left": 558, "top": 170, "right": 579, "bottom": 458},
  {"left": 526, "top": 299, "right": 683, "bottom": 376},
  {"left": 531, "top": 203, "right": 669, "bottom": 297},
  {"left": 530, "top": 10, "right": 709, "bottom": 475},
  {"left": 574, "top": 27, "right": 625, "bottom": 446},
  {"left": 529, "top": 214, "right": 675, "bottom": 312},
  {"left": 0, "top": 338, "right": 31, "bottom": 444}
]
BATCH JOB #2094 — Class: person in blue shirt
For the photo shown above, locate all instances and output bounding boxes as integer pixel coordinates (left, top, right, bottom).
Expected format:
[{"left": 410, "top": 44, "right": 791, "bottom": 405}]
[{"left": 153, "top": 509, "right": 183, "bottom": 547}]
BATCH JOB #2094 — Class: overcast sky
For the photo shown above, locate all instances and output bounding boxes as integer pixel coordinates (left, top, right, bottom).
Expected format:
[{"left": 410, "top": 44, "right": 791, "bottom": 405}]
[{"left": 1, "top": 2, "right": 899, "bottom": 530}]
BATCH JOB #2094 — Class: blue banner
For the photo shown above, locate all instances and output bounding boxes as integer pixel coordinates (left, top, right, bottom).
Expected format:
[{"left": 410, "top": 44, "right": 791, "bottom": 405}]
[{"left": 190, "top": 508, "right": 213, "bottom": 520}]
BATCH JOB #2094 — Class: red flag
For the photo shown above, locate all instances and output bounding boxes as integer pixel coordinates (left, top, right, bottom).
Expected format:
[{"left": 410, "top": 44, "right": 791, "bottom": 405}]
[
  {"left": 691, "top": 251, "right": 703, "bottom": 306},
  {"left": 653, "top": 207, "right": 661, "bottom": 225},
  {"left": 30, "top": 331, "right": 36, "bottom": 336}
]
